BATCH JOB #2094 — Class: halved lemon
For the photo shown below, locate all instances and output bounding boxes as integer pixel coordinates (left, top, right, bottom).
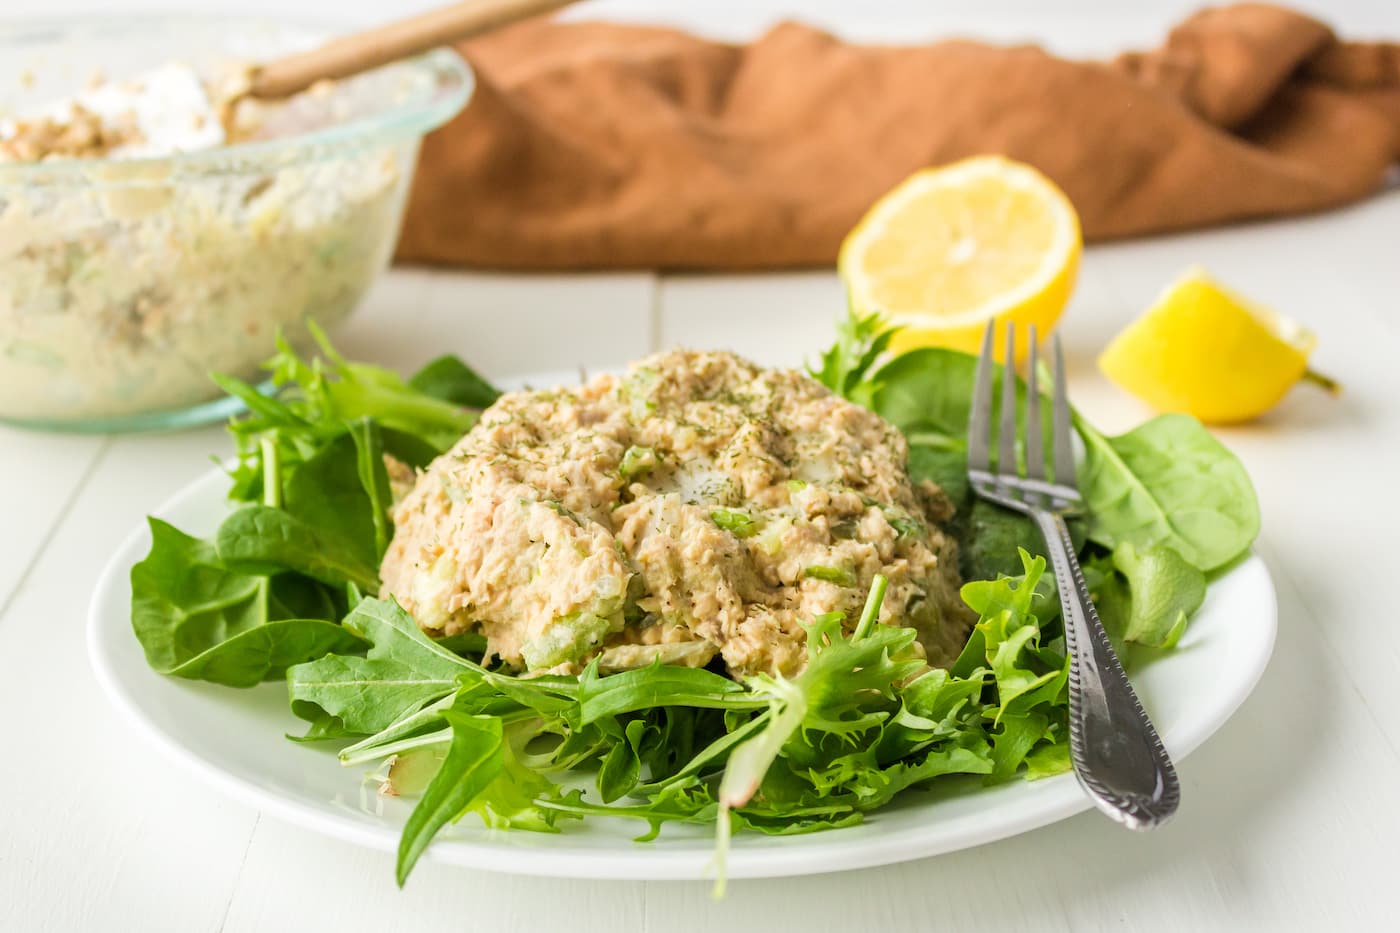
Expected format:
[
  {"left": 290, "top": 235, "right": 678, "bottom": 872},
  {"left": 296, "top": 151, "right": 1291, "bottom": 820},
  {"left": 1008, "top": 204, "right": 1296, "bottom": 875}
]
[
  {"left": 839, "top": 155, "right": 1081, "bottom": 360},
  {"left": 1099, "top": 268, "right": 1337, "bottom": 424}
]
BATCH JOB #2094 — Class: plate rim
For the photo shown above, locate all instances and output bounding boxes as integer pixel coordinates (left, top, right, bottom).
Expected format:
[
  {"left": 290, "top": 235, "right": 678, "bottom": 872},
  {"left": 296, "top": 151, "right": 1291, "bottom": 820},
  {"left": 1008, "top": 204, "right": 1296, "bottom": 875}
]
[{"left": 88, "top": 460, "right": 1278, "bottom": 882}]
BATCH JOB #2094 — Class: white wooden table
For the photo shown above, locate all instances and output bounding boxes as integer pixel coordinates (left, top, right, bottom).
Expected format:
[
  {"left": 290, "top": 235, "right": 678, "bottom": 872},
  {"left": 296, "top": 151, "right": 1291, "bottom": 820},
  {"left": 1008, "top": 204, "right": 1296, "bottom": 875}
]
[{"left": 4, "top": 2, "right": 1400, "bottom": 931}]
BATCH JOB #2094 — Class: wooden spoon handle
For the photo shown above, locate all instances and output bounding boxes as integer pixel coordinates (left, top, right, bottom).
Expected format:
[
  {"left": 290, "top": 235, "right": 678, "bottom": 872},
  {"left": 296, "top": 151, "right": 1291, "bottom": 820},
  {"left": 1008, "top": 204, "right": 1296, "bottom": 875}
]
[{"left": 249, "top": 0, "right": 580, "bottom": 99}]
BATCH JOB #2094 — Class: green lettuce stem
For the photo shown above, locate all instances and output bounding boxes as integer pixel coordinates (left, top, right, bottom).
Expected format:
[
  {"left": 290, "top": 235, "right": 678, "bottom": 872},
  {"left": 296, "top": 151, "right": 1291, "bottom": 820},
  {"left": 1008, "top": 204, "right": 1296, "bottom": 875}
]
[
  {"left": 261, "top": 437, "right": 281, "bottom": 509},
  {"left": 852, "top": 574, "right": 889, "bottom": 641}
]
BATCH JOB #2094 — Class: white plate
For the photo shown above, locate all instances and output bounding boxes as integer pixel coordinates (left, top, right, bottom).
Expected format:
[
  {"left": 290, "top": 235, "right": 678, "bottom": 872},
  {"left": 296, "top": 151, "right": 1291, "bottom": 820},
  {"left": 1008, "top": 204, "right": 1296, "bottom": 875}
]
[{"left": 87, "top": 440, "right": 1276, "bottom": 882}]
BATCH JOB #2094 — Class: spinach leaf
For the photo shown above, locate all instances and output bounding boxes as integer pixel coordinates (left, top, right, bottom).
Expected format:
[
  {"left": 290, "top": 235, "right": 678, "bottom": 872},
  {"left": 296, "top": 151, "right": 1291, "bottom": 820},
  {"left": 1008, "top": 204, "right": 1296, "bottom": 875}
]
[
  {"left": 433, "top": 632, "right": 489, "bottom": 657},
  {"left": 1076, "top": 414, "right": 1259, "bottom": 572},
  {"left": 130, "top": 519, "right": 362, "bottom": 687},
  {"left": 215, "top": 505, "right": 380, "bottom": 591},
  {"left": 266, "top": 573, "right": 341, "bottom": 622},
  {"left": 409, "top": 355, "right": 502, "bottom": 410},
  {"left": 379, "top": 427, "right": 441, "bottom": 471},
  {"left": 869, "top": 347, "right": 1056, "bottom": 567},
  {"left": 163, "top": 617, "right": 364, "bottom": 688},
  {"left": 958, "top": 498, "right": 1046, "bottom": 583},
  {"left": 283, "top": 431, "right": 383, "bottom": 567},
  {"left": 870, "top": 348, "right": 980, "bottom": 461}
]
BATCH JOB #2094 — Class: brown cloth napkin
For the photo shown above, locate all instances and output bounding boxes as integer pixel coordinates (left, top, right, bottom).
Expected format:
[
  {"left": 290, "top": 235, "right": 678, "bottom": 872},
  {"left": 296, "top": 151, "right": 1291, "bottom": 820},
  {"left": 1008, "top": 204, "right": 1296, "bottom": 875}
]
[{"left": 395, "top": 3, "right": 1400, "bottom": 270}]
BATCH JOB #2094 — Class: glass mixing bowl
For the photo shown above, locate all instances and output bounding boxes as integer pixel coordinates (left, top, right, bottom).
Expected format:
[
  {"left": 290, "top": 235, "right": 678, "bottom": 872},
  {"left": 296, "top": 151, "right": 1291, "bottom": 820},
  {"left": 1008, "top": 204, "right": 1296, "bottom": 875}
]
[{"left": 0, "top": 16, "right": 471, "bottom": 432}]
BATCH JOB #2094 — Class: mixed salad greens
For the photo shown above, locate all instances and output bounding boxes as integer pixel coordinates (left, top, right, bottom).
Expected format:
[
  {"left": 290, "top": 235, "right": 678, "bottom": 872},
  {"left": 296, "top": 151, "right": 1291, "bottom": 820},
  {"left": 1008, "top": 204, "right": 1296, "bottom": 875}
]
[{"left": 129, "top": 316, "right": 1258, "bottom": 888}]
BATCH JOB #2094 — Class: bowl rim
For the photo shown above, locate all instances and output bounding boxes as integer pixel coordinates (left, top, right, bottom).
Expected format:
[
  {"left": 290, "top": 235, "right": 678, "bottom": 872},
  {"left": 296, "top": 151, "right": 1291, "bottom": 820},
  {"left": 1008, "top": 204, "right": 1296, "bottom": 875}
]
[{"left": 0, "top": 13, "right": 473, "bottom": 181}]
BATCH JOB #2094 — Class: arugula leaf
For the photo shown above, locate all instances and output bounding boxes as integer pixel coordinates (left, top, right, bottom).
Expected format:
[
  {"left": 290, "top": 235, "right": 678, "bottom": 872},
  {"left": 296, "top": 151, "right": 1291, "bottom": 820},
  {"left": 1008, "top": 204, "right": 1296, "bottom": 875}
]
[
  {"left": 396, "top": 712, "right": 505, "bottom": 885},
  {"left": 276, "top": 324, "right": 480, "bottom": 453},
  {"left": 131, "top": 519, "right": 362, "bottom": 687},
  {"left": 464, "top": 722, "right": 578, "bottom": 832},
  {"left": 215, "top": 327, "right": 492, "bottom": 505},
  {"left": 597, "top": 719, "right": 648, "bottom": 803},
  {"left": 288, "top": 597, "right": 475, "bottom": 735},
  {"left": 1076, "top": 413, "right": 1259, "bottom": 572},
  {"left": 576, "top": 662, "right": 761, "bottom": 725}
]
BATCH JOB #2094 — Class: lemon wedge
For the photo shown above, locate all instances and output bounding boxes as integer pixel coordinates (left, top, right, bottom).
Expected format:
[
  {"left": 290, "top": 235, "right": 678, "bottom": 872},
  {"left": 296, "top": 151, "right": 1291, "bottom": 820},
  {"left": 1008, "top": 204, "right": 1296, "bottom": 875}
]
[
  {"left": 1098, "top": 269, "right": 1338, "bottom": 424},
  {"left": 839, "top": 155, "right": 1081, "bottom": 360}
]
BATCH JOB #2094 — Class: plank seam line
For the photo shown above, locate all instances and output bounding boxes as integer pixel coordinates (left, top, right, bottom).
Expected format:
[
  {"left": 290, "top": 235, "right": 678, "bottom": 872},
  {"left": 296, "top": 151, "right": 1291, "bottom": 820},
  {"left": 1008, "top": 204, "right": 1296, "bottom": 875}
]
[
  {"left": 216, "top": 812, "right": 262, "bottom": 933},
  {"left": 0, "top": 436, "right": 113, "bottom": 624},
  {"left": 1257, "top": 538, "right": 1400, "bottom": 764}
]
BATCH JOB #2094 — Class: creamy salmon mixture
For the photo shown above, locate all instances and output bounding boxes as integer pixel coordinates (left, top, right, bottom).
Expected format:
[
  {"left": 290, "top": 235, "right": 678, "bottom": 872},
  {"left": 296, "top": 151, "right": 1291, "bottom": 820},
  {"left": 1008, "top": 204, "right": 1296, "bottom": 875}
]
[{"left": 379, "top": 350, "right": 974, "bottom": 678}]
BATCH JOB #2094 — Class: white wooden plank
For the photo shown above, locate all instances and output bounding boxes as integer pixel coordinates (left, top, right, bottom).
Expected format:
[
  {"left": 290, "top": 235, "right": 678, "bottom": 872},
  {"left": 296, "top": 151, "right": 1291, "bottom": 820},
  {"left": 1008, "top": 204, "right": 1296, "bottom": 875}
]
[
  {"left": 336, "top": 269, "right": 658, "bottom": 382},
  {"left": 657, "top": 272, "right": 846, "bottom": 369},
  {"left": 220, "top": 820, "right": 646, "bottom": 933},
  {"left": 0, "top": 429, "right": 107, "bottom": 611},
  {"left": 0, "top": 427, "right": 251, "bottom": 933}
]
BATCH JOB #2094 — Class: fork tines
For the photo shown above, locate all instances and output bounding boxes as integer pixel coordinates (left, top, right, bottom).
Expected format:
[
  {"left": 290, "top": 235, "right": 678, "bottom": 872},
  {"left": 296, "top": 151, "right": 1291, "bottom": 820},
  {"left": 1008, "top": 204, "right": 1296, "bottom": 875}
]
[{"left": 967, "top": 322, "right": 1080, "bottom": 511}]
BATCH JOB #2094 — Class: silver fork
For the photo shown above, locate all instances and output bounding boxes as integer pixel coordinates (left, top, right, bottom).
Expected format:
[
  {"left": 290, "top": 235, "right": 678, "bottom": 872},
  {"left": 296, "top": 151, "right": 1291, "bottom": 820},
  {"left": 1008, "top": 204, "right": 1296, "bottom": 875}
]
[{"left": 967, "top": 322, "right": 1179, "bottom": 829}]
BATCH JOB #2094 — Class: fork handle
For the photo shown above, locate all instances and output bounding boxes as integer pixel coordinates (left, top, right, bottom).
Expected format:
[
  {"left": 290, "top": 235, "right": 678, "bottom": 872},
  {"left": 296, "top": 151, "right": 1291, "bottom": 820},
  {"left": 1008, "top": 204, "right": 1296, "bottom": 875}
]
[{"left": 1031, "top": 510, "right": 1180, "bottom": 829}]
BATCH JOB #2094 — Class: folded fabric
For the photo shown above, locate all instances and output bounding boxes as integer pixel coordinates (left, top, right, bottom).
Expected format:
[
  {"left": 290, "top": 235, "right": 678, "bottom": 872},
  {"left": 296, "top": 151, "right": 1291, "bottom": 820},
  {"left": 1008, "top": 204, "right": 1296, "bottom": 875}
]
[{"left": 395, "top": 3, "right": 1400, "bottom": 270}]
